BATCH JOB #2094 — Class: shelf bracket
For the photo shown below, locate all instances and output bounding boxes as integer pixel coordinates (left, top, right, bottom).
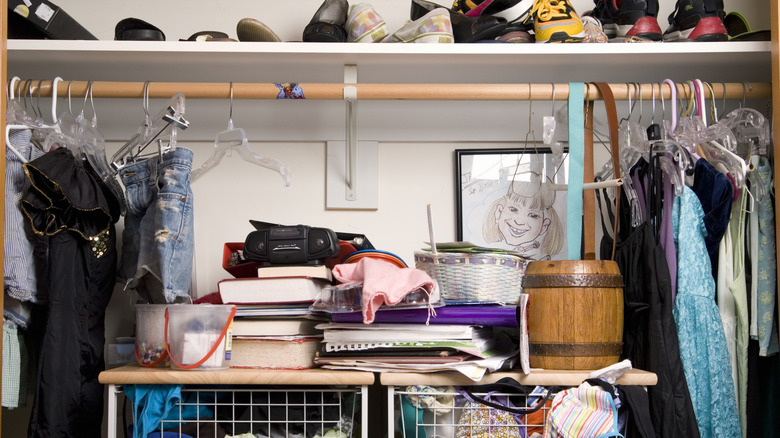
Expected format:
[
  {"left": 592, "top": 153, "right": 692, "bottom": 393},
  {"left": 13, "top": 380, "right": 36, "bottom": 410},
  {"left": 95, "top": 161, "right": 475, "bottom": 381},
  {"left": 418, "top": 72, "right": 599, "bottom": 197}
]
[
  {"left": 344, "top": 64, "right": 358, "bottom": 201},
  {"left": 326, "top": 64, "right": 378, "bottom": 210}
]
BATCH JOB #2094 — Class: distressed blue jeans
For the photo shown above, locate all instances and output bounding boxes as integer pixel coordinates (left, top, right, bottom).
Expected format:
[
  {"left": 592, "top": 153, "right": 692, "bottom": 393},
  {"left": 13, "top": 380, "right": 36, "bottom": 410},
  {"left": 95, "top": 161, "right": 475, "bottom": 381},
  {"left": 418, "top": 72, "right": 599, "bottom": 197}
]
[{"left": 118, "top": 148, "right": 194, "bottom": 304}]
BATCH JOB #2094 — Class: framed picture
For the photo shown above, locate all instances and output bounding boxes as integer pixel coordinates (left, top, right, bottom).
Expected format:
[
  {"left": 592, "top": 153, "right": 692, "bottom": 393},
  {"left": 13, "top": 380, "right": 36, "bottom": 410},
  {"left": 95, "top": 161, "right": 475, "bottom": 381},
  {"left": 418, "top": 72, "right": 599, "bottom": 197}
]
[{"left": 456, "top": 148, "right": 569, "bottom": 261}]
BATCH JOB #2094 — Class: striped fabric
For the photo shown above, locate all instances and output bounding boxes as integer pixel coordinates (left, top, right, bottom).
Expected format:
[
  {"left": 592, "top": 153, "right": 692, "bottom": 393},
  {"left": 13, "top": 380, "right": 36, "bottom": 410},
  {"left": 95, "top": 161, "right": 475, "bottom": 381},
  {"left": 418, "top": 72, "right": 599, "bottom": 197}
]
[{"left": 544, "top": 385, "right": 623, "bottom": 438}]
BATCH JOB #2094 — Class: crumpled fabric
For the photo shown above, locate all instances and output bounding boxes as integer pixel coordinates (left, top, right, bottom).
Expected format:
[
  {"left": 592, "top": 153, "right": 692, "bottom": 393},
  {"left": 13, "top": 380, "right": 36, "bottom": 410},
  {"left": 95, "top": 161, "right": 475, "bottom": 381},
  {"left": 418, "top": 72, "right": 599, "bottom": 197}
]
[
  {"left": 333, "top": 258, "right": 435, "bottom": 324},
  {"left": 124, "top": 384, "right": 182, "bottom": 438}
]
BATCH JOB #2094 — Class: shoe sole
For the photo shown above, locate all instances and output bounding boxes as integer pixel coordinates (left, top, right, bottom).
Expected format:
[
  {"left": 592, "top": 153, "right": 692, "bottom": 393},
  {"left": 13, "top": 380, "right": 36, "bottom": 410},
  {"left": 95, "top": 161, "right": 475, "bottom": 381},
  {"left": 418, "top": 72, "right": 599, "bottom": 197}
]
[
  {"left": 537, "top": 30, "right": 586, "bottom": 43},
  {"left": 237, "top": 18, "right": 281, "bottom": 42},
  {"left": 663, "top": 16, "right": 727, "bottom": 42},
  {"left": 617, "top": 17, "right": 663, "bottom": 41}
]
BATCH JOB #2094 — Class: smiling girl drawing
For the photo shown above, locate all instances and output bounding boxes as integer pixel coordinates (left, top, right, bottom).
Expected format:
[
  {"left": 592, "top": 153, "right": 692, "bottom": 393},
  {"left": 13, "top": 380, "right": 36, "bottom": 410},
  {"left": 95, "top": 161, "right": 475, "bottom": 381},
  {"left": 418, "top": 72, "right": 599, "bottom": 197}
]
[{"left": 482, "top": 177, "right": 563, "bottom": 261}]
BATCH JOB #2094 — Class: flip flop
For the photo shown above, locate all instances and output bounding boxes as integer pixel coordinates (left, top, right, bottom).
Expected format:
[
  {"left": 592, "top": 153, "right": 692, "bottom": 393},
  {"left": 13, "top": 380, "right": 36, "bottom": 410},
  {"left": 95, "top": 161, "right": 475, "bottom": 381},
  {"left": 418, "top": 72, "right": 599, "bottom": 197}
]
[
  {"left": 180, "top": 31, "right": 236, "bottom": 42},
  {"left": 723, "top": 11, "right": 770, "bottom": 41}
]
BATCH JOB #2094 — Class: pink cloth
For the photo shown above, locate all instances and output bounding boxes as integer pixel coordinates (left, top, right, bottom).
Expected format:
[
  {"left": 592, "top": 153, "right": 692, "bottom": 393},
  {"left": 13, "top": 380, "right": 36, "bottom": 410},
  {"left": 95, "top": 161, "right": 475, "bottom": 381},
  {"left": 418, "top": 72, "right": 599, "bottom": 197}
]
[{"left": 332, "top": 258, "right": 436, "bottom": 324}]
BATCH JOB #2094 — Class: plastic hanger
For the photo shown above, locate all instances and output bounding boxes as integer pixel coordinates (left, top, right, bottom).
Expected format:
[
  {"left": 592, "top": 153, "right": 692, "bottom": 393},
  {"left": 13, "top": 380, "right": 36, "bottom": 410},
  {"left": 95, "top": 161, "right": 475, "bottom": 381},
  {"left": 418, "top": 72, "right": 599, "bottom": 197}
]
[
  {"left": 190, "top": 82, "right": 290, "bottom": 186},
  {"left": 110, "top": 83, "right": 189, "bottom": 172},
  {"left": 43, "top": 81, "right": 124, "bottom": 206},
  {"left": 5, "top": 77, "right": 64, "bottom": 162}
]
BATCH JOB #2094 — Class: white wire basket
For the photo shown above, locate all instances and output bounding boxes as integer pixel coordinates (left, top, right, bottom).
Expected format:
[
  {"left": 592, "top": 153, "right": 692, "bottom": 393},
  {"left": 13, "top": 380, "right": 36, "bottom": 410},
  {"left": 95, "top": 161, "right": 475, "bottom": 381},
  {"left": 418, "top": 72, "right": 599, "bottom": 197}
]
[
  {"left": 117, "top": 385, "right": 365, "bottom": 438},
  {"left": 390, "top": 385, "right": 631, "bottom": 438}
]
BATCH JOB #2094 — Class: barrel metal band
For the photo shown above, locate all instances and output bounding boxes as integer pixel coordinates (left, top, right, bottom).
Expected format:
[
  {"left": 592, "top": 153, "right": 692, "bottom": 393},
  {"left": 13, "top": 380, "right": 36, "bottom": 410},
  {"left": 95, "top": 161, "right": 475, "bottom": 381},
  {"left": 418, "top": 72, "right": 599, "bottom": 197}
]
[
  {"left": 522, "top": 274, "right": 623, "bottom": 288},
  {"left": 529, "top": 342, "right": 623, "bottom": 356}
]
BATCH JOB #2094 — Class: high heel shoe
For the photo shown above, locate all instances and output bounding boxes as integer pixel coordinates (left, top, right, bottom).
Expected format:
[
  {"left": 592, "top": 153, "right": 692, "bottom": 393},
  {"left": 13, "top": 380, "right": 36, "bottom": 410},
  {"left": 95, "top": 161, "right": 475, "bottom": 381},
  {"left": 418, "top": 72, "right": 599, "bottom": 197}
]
[
  {"left": 411, "top": 0, "right": 507, "bottom": 42},
  {"left": 303, "top": 0, "right": 349, "bottom": 42}
]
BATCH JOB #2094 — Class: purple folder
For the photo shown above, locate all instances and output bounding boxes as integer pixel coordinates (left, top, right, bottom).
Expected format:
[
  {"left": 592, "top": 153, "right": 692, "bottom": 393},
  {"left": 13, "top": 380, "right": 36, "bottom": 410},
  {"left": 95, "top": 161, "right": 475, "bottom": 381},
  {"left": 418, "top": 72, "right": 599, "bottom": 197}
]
[{"left": 331, "top": 305, "right": 518, "bottom": 327}]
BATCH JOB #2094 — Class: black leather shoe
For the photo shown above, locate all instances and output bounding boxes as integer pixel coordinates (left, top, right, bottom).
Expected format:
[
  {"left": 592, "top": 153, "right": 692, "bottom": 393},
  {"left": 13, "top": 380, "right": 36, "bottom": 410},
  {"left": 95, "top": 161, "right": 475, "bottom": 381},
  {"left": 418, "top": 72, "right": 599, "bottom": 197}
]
[
  {"left": 303, "top": 0, "right": 349, "bottom": 42},
  {"left": 411, "top": 0, "right": 507, "bottom": 42}
]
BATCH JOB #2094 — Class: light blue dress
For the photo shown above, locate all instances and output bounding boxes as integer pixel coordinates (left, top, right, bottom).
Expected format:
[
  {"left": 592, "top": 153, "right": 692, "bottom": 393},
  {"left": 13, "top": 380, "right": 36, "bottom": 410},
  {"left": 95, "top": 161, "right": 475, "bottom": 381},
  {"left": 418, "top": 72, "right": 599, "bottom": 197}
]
[{"left": 672, "top": 186, "right": 740, "bottom": 438}]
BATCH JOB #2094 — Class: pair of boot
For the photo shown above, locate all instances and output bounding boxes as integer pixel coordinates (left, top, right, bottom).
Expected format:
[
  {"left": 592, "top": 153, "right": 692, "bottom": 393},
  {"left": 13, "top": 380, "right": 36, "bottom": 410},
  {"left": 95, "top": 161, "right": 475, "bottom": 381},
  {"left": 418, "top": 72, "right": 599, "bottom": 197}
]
[{"left": 587, "top": 0, "right": 728, "bottom": 42}]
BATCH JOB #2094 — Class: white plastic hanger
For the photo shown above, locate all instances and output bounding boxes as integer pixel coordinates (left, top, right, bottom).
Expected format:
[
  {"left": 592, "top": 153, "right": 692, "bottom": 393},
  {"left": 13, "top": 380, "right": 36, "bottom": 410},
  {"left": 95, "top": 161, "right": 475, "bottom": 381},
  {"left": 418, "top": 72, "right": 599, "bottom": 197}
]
[
  {"left": 5, "top": 76, "right": 63, "bottom": 162},
  {"left": 190, "top": 82, "right": 290, "bottom": 186}
]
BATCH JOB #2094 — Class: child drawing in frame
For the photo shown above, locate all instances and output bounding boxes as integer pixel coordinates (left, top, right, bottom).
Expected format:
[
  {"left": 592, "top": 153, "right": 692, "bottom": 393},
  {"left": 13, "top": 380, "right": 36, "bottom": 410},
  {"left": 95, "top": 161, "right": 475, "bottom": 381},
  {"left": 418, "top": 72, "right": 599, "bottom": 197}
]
[{"left": 482, "top": 176, "right": 563, "bottom": 261}]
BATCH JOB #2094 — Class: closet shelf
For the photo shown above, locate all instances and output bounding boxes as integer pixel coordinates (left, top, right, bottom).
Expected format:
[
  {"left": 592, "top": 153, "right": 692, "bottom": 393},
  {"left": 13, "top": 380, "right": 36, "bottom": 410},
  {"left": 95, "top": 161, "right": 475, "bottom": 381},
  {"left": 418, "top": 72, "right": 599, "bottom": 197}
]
[{"left": 7, "top": 40, "right": 772, "bottom": 85}]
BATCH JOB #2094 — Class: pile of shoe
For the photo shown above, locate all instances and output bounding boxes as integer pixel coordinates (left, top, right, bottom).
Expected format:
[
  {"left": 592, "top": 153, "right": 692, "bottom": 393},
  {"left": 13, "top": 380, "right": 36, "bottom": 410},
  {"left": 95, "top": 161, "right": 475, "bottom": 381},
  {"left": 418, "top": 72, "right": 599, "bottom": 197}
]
[
  {"left": 180, "top": 0, "right": 733, "bottom": 45},
  {"left": 294, "top": 0, "right": 590, "bottom": 44},
  {"left": 585, "top": 0, "right": 729, "bottom": 42}
]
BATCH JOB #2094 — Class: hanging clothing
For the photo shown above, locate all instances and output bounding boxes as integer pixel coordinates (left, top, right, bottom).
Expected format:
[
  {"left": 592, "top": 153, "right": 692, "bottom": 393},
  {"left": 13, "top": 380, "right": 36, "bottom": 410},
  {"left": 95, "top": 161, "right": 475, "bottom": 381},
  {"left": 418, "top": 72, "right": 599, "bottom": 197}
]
[
  {"left": 673, "top": 186, "right": 740, "bottom": 438},
  {"left": 117, "top": 147, "right": 195, "bottom": 304},
  {"left": 749, "top": 156, "right": 779, "bottom": 356},
  {"left": 599, "top": 165, "right": 700, "bottom": 438},
  {"left": 658, "top": 175, "right": 678, "bottom": 301},
  {"left": 717, "top": 220, "right": 738, "bottom": 406},
  {"left": 21, "top": 147, "right": 120, "bottom": 438},
  {"left": 690, "top": 159, "right": 734, "bottom": 280},
  {"left": 730, "top": 191, "right": 749, "bottom": 437},
  {"left": 4, "top": 129, "right": 47, "bottom": 327}
]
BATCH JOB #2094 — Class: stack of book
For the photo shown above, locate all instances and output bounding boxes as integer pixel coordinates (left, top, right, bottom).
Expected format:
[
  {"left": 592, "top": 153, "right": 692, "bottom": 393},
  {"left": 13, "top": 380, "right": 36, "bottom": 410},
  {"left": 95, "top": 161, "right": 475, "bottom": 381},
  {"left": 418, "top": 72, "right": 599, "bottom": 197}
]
[{"left": 218, "top": 264, "right": 332, "bottom": 369}]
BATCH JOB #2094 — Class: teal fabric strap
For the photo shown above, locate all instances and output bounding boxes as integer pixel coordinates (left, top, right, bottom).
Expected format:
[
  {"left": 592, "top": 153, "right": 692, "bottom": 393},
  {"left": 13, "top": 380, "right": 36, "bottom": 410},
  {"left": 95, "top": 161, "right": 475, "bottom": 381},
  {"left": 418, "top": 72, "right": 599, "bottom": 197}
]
[{"left": 567, "top": 83, "right": 585, "bottom": 260}]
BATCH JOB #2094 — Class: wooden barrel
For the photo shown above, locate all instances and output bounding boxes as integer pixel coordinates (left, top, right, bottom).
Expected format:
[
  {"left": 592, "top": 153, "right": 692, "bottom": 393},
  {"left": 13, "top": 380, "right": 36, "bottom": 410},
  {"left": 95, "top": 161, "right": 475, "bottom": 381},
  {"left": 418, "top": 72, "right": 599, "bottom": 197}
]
[{"left": 522, "top": 260, "right": 624, "bottom": 370}]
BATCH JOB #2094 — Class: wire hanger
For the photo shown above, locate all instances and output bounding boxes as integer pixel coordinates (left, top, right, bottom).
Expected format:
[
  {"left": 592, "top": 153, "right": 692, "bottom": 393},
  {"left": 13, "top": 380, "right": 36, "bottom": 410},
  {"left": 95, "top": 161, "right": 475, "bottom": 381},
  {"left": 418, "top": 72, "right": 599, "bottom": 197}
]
[{"left": 190, "top": 82, "right": 291, "bottom": 186}]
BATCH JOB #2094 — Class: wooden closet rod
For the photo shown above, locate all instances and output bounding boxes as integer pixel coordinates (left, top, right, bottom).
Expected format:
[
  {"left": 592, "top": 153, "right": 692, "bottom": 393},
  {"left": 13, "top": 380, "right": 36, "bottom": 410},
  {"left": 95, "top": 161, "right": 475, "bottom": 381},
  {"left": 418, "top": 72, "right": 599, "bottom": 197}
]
[{"left": 17, "top": 80, "right": 770, "bottom": 101}]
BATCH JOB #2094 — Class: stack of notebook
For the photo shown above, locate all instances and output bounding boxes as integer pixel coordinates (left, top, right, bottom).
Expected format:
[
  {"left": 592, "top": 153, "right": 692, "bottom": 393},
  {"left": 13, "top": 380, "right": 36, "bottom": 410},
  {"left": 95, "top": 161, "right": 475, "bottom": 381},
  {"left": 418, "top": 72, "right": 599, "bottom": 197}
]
[{"left": 314, "top": 304, "right": 520, "bottom": 380}]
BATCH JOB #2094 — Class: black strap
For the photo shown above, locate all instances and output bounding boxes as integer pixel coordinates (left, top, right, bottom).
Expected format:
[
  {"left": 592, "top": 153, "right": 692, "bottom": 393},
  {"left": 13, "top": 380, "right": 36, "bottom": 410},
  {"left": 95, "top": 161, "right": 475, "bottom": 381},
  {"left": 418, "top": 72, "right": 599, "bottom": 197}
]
[{"left": 461, "top": 378, "right": 560, "bottom": 415}]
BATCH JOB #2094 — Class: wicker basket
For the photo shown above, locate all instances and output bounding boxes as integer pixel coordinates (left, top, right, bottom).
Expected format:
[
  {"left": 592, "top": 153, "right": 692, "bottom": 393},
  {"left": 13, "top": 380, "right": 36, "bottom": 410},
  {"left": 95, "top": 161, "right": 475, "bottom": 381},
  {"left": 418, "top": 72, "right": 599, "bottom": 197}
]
[{"left": 414, "top": 250, "right": 528, "bottom": 304}]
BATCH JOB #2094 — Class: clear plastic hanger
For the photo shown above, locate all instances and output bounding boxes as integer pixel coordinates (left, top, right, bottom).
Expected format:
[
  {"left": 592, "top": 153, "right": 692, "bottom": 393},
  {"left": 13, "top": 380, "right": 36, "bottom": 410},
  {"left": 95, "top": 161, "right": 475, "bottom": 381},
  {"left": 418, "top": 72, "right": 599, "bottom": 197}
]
[
  {"left": 5, "top": 77, "right": 64, "bottom": 162},
  {"left": 190, "top": 82, "right": 290, "bottom": 186},
  {"left": 110, "top": 83, "right": 189, "bottom": 172},
  {"left": 41, "top": 81, "right": 127, "bottom": 212}
]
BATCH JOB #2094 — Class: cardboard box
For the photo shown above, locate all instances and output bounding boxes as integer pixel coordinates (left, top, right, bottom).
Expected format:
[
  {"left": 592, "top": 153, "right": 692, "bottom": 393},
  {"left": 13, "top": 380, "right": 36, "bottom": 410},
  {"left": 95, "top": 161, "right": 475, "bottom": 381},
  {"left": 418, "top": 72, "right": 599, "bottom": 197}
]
[{"left": 8, "top": 0, "right": 96, "bottom": 40}]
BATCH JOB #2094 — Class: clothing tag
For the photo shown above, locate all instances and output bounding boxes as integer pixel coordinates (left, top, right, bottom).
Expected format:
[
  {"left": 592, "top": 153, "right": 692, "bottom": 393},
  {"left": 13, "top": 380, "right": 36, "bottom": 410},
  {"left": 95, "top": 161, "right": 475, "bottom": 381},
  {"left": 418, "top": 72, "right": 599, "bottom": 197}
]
[
  {"left": 567, "top": 83, "right": 585, "bottom": 260},
  {"left": 34, "top": 3, "right": 55, "bottom": 22},
  {"left": 23, "top": 0, "right": 32, "bottom": 7}
]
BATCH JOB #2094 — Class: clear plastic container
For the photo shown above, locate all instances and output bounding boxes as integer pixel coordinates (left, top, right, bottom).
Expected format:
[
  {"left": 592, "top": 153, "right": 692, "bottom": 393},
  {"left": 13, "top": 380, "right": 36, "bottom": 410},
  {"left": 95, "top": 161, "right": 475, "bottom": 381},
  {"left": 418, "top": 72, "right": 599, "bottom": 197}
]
[
  {"left": 134, "top": 304, "right": 169, "bottom": 367},
  {"left": 165, "top": 304, "right": 236, "bottom": 370},
  {"left": 310, "top": 281, "right": 442, "bottom": 313}
]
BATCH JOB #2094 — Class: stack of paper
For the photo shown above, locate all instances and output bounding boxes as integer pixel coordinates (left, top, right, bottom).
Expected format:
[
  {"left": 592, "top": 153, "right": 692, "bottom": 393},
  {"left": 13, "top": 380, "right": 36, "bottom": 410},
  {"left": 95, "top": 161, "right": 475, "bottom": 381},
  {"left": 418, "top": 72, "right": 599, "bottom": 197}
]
[{"left": 314, "top": 322, "right": 517, "bottom": 381}]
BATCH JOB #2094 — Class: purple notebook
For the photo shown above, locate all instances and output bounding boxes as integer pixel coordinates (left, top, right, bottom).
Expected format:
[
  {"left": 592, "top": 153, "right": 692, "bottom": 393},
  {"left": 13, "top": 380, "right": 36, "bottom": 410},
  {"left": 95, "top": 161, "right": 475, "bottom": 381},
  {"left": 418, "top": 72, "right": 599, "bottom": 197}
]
[{"left": 331, "top": 305, "right": 518, "bottom": 327}]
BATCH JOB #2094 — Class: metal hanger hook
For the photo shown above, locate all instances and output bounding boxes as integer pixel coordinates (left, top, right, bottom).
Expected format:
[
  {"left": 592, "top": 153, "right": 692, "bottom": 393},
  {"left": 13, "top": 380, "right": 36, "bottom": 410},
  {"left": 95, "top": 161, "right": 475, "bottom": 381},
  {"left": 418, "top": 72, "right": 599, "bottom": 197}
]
[
  {"left": 228, "top": 81, "right": 234, "bottom": 128},
  {"left": 704, "top": 82, "right": 717, "bottom": 123},
  {"left": 636, "top": 82, "right": 643, "bottom": 125},
  {"left": 741, "top": 81, "right": 752, "bottom": 108},
  {"left": 67, "top": 80, "right": 74, "bottom": 115},
  {"left": 142, "top": 81, "right": 151, "bottom": 121},
  {"left": 88, "top": 81, "right": 97, "bottom": 125},
  {"left": 650, "top": 83, "right": 656, "bottom": 124},
  {"left": 34, "top": 79, "right": 45, "bottom": 120},
  {"left": 550, "top": 83, "right": 556, "bottom": 116}
]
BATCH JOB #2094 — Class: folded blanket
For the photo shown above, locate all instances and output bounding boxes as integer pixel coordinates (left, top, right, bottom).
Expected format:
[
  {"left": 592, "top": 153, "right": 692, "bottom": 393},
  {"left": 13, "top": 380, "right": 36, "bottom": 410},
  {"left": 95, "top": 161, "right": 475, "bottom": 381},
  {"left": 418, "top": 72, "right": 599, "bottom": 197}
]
[{"left": 333, "top": 258, "right": 435, "bottom": 323}]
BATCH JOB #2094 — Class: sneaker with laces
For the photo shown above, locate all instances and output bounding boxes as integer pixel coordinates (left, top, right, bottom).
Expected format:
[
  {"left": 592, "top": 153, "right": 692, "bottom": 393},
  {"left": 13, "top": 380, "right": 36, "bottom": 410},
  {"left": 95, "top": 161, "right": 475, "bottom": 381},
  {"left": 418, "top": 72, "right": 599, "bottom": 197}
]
[
  {"left": 662, "top": 0, "right": 727, "bottom": 41},
  {"left": 527, "top": 0, "right": 585, "bottom": 43},
  {"left": 588, "top": 0, "right": 662, "bottom": 41}
]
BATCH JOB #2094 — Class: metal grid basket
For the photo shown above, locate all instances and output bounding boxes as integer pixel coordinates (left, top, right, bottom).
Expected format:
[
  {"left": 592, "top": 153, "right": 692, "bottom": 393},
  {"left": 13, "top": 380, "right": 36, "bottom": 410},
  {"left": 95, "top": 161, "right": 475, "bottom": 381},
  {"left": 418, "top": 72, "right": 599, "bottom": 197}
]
[
  {"left": 114, "top": 385, "right": 366, "bottom": 438},
  {"left": 414, "top": 251, "right": 527, "bottom": 304},
  {"left": 390, "top": 386, "right": 630, "bottom": 438}
]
